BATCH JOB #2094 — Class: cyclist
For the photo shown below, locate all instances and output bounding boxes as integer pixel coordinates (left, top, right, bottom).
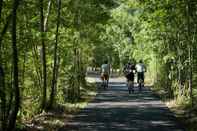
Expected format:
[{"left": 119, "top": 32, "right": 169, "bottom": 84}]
[
  {"left": 135, "top": 60, "right": 146, "bottom": 91},
  {"left": 123, "top": 61, "right": 136, "bottom": 94},
  {"left": 101, "top": 60, "right": 110, "bottom": 89}
]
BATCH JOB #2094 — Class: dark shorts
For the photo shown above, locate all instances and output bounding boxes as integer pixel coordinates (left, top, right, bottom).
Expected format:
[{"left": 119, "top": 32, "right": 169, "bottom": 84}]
[
  {"left": 101, "top": 74, "right": 109, "bottom": 80},
  {"left": 137, "top": 72, "right": 144, "bottom": 83},
  {"left": 126, "top": 73, "right": 134, "bottom": 81}
]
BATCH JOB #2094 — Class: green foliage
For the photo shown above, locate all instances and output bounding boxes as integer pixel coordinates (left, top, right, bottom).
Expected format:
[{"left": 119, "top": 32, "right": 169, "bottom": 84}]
[{"left": 0, "top": 0, "right": 197, "bottom": 130}]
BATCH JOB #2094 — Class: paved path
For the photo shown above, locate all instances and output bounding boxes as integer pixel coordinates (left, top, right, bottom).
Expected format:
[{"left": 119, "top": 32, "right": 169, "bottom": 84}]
[{"left": 59, "top": 77, "right": 185, "bottom": 131}]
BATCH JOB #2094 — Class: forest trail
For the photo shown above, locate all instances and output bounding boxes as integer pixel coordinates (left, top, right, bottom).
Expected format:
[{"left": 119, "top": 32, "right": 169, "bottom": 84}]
[{"left": 59, "top": 76, "right": 185, "bottom": 131}]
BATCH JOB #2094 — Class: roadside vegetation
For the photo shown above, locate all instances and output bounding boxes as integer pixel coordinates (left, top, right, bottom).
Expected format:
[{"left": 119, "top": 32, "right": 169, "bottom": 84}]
[{"left": 0, "top": 0, "right": 197, "bottom": 131}]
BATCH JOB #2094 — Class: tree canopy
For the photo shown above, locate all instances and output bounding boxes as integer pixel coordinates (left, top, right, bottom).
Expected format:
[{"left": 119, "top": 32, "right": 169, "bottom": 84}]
[{"left": 0, "top": 0, "right": 197, "bottom": 130}]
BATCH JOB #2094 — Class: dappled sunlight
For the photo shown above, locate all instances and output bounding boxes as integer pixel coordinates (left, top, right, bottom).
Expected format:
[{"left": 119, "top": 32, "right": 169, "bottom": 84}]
[
  {"left": 87, "top": 101, "right": 166, "bottom": 109},
  {"left": 86, "top": 77, "right": 97, "bottom": 83},
  {"left": 59, "top": 77, "right": 184, "bottom": 131},
  {"left": 150, "top": 120, "right": 176, "bottom": 126}
]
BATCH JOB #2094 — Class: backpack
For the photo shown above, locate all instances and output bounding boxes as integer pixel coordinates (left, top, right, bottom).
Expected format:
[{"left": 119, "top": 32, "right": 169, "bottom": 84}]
[{"left": 123, "top": 64, "right": 133, "bottom": 76}]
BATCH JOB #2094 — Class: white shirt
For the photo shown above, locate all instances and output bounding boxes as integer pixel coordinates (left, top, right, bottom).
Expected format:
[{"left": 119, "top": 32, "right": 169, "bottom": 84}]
[
  {"left": 136, "top": 63, "right": 146, "bottom": 73},
  {"left": 101, "top": 64, "right": 110, "bottom": 74}
]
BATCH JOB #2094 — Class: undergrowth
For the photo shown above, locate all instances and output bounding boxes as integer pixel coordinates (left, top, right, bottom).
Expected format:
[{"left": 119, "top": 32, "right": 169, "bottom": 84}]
[{"left": 17, "top": 82, "right": 97, "bottom": 131}]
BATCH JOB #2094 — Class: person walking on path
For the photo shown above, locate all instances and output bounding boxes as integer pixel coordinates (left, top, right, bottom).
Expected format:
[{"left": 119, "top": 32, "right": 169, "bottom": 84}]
[
  {"left": 100, "top": 60, "right": 110, "bottom": 89},
  {"left": 123, "top": 61, "right": 136, "bottom": 93},
  {"left": 136, "top": 59, "right": 146, "bottom": 90}
]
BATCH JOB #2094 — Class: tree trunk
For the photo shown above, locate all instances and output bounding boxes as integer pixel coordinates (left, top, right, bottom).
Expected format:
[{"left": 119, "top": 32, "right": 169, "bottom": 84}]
[
  {"left": 186, "top": 0, "right": 193, "bottom": 106},
  {"left": 0, "top": 0, "right": 5, "bottom": 124},
  {"left": 40, "top": 0, "right": 47, "bottom": 110},
  {"left": 49, "top": 0, "right": 61, "bottom": 109},
  {"left": 7, "top": 0, "right": 20, "bottom": 130},
  {"left": 0, "top": 66, "right": 6, "bottom": 130},
  {"left": 39, "top": 0, "right": 53, "bottom": 110},
  {"left": 44, "top": 0, "right": 52, "bottom": 32}
]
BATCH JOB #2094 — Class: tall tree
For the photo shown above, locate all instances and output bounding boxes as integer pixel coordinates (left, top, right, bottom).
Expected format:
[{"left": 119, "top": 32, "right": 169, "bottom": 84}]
[
  {"left": 0, "top": 66, "right": 6, "bottom": 130},
  {"left": 49, "top": 0, "right": 61, "bottom": 109},
  {"left": 6, "top": 0, "right": 20, "bottom": 130},
  {"left": 186, "top": 0, "right": 193, "bottom": 106},
  {"left": 40, "top": 0, "right": 47, "bottom": 110}
]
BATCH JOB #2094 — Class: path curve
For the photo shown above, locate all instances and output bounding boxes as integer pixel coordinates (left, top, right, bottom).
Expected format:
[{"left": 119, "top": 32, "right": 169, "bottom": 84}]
[{"left": 59, "top": 76, "right": 185, "bottom": 131}]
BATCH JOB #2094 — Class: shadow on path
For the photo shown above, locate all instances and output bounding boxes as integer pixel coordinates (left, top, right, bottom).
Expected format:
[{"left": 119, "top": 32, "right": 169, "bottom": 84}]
[{"left": 59, "top": 77, "right": 185, "bottom": 131}]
